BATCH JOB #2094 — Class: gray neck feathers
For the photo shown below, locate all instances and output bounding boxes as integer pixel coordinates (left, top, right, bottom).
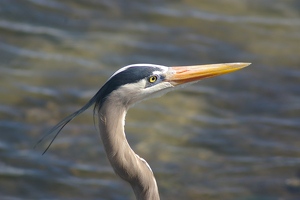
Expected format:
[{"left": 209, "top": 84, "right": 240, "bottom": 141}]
[{"left": 97, "top": 96, "right": 160, "bottom": 200}]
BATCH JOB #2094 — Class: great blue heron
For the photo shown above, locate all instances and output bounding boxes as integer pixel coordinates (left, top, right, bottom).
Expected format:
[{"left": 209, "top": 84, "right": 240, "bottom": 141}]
[{"left": 37, "top": 62, "right": 250, "bottom": 200}]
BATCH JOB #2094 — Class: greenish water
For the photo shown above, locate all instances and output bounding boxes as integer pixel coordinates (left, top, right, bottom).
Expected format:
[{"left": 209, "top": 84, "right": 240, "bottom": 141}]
[{"left": 1, "top": 1, "right": 300, "bottom": 199}]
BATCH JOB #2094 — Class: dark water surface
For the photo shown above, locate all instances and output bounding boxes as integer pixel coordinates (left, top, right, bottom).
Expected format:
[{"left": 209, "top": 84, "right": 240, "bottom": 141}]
[{"left": 1, "top": 1, "right": 300, "bottom": 199}]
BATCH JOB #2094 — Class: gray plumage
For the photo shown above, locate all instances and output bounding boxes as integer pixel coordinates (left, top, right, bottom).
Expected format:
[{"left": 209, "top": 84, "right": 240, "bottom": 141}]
[{"left": 36, "top": 63, "right": 250, "bottom": 200}]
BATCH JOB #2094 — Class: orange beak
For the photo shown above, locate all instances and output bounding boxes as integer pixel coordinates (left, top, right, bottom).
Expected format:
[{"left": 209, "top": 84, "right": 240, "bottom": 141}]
[{"left": 167, "top": 62, "right": 251, "bottom": 85}]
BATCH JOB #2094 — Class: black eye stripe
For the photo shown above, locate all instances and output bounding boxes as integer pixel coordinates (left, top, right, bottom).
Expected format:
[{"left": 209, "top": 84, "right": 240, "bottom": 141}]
[{"left": 95, "top": 66, "right": 164, "bottom": 109}]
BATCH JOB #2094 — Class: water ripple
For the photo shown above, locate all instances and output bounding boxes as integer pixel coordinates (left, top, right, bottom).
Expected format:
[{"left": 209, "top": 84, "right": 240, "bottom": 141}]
[
  {"left": 0, "top": 42, "right": 98, "bottom": 67},
  {"left": 0, "top": 20, "right": 70, "bottom": 38}
]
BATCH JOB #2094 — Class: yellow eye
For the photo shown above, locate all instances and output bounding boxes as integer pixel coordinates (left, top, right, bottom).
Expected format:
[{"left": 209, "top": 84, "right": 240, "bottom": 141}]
[{"left": 148, "top": 75, "right": 158, "bottom": 83}]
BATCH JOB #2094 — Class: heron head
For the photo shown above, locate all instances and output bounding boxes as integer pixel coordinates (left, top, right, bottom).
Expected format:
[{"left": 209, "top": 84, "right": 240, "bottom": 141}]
[
  {"left": 36, "top": 62, "right": 250, "bottom": 154},
  {"left": 95, "top": 63, "right": 250, "bottom": 110}
]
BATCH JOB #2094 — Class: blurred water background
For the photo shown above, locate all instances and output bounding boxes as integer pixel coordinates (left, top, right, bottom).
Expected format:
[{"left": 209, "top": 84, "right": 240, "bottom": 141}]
[{"left": 1, "top": 0, "right": 300, "bottom": 199}]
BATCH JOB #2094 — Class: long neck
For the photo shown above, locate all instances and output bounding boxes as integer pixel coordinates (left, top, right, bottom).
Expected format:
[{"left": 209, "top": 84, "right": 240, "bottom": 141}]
[{"left": 98, "top": 101, "right": 160, "bottom": 200}]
